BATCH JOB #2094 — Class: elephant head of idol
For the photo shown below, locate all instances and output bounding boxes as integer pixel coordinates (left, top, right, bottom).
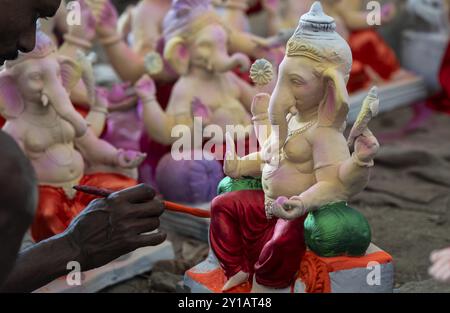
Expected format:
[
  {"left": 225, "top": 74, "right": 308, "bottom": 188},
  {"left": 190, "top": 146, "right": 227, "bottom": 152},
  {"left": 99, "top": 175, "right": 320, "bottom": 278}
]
[
  {"left": 0, "top": 31, "right": 88, "bottom": 137},
  {"left": 162, "top": 0, "right": 250, "bottom": 76},
  {"left": 269, "top": 1, "right": 352, "bottom": 150}
]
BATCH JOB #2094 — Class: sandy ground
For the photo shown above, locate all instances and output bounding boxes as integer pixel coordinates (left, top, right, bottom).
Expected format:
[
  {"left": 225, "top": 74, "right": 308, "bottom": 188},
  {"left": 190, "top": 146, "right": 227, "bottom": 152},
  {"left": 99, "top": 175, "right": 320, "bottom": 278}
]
[{"left": 100, "top": 104, "right": 450, "bottom": 293}]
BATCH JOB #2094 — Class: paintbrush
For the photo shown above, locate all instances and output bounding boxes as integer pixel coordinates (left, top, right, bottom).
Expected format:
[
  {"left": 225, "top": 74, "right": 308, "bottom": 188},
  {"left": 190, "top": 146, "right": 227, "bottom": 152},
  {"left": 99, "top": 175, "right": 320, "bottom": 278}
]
[{"left": 73, "top": 185, "right": 211, "bottom": 218}]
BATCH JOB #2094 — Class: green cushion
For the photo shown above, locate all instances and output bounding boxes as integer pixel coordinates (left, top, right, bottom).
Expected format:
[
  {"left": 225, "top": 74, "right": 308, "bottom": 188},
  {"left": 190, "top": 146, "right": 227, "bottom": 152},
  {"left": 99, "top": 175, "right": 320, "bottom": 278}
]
[
  {"left": 304, "top": 201, "right": 371, "bottom": 257},
  {"left": 217, "top": 176, "right": 263, "bottom": 195}
]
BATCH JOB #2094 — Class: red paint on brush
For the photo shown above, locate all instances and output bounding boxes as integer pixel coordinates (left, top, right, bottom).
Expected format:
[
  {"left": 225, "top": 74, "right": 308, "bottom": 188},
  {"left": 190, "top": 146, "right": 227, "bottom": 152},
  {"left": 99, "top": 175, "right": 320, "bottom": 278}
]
[{"left": 73, "top": 185, "right": 211, "bottom": 218}]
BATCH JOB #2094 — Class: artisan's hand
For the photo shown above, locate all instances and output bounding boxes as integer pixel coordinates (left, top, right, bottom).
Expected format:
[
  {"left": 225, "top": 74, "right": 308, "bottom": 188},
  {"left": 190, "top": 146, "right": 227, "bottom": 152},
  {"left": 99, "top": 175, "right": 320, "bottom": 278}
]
[
  {"left": 116, "top": 149, "right": 147, "bottom": 168},
  {"left": 354, "top": 128, "right": 379, "bottom": 163},
  {"left": 224, "top": 132, "right": 241, "bottom": 178},
  {"left": 429, "top": 247, "right": 450, "bottom": 282},
  {"left": 64, "top": 184, "right": 166, "bottom": 271},
  {"left": 271, "top": 196, "right": 308, "bottom": 220}
]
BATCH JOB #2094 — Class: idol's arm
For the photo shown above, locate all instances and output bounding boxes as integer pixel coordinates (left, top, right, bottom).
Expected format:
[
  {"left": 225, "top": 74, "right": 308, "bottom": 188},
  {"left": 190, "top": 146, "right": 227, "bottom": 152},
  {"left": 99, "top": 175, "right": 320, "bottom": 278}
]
[
  {"left": 75, "top": 129, "right": 119, "bottom": 166},
  {"left": 141, "top": 85, "right": 193, "bottom": 146}
]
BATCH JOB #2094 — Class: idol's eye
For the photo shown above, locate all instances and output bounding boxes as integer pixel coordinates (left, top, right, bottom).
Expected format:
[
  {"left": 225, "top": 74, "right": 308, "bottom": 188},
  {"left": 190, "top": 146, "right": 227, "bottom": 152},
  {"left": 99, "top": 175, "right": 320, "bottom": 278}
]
[
  {"left": 289, "top": 74, "right": 306, "bottom": 86},
  {"left": 290, "top": 78, "right": 304, "bottom": 86}
]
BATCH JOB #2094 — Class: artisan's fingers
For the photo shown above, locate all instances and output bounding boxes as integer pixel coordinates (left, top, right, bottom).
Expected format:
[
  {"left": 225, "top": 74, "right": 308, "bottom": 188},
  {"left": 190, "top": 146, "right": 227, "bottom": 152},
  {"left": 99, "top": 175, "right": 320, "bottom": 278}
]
[
  {"left": 132, "top": 231, "right": 167, "bottom": 249},
  {"left": 128, "top": 217, "right": 160, "bottom": 234},
  {"left": 128, "top": 200, "right": 165, "bottom": 218},
  {"left": 109, "top": 184, "right": 156, "bottom": 204}
]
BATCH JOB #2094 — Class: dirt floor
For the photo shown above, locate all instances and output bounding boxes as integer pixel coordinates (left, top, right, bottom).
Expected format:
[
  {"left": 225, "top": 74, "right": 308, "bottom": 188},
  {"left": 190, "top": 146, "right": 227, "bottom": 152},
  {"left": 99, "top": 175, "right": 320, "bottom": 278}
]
[{"left": 102, "top": 104, "right": 450, "bottom": 293}]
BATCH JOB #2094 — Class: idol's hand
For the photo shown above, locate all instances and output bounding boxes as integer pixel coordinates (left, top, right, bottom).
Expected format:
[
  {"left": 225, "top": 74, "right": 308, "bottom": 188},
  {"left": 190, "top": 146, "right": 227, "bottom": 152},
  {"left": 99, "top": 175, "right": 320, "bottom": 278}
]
[
  {"left": 271, "top": 196, "right": 308, "bottom": 220},
  {"left": 354, "top": 128, "right": 379, "bottom": 164},
  {"left": 134, "top": 75, "right": 157, "bottom": 101},
  {"left": 116, "top": 149, "right": 147, "bottom": 168},
  {"left": 87, "top": 0, "right": 118, "bottom": 39}
]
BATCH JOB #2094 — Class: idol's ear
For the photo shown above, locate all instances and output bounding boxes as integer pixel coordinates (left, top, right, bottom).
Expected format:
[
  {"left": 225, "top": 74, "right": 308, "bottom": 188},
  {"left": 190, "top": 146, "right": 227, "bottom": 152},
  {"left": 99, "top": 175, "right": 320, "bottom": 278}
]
[
  {"left": 163, "top": 36, "right": 190, "bottom": 76},
  {"left": 58, "top": 55, "right": 82, "bottom": 94},
  {"left": 318, "top": 67, "right": 349, "bottom": 128},
  {"left": 0, "top": 71, "right": 24, "bottom": 119}
]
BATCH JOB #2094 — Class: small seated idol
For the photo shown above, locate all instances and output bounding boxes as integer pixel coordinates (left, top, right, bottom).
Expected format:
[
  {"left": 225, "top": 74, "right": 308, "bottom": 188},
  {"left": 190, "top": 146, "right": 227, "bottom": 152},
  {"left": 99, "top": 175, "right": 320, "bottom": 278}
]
[
  {"left": 202, "top": 2, "right": 382, "bottom": 292},
  {"left": 134, "top": 0, "right": 265, "bottom": 203},
  {"left": 57, "top": 0, "right": 109, "bottom": 137},
  {"left": 0, "top": 31, "right": 145, "bottom": 242}
]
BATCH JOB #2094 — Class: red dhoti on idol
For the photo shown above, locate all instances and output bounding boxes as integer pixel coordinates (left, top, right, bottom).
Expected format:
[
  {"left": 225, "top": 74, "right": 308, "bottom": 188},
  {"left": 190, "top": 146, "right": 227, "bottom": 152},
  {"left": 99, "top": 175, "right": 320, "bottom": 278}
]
[
  {"left": 210, "top": 189, "right": 307, "bottom": 288},
  {"left": 31, "top": 172, "right": 137, "bottom": 242}
]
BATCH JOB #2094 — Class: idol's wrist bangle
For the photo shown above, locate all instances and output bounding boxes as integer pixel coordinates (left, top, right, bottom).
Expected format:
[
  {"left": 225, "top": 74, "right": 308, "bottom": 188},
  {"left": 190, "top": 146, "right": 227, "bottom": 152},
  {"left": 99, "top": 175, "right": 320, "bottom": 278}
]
[
  {"left": 352, "top": 152, "right": 374, "bottom": 168},
  {"left": 63, "top": 34, "right": 93, "bottom": 50}
]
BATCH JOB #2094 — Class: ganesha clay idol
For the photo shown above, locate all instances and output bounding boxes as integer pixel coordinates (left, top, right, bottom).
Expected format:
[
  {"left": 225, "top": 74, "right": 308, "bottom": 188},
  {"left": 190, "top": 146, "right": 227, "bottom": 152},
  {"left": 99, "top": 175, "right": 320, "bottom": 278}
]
[
  {"left": 134, "top": 0, "right": 261, "bottom": 204},
  {"left": 184, "top": 2, "right": 394, "bottom": 293},
  {"left": 0, "top": 31, "right": 145, "bottom": 242}
]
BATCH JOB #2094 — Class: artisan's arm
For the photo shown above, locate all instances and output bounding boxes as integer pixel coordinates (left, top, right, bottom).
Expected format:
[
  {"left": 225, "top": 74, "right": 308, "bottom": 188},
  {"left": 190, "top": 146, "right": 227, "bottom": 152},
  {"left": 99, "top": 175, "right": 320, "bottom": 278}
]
[{"left": 0, "top": 234, "right": 78, "bottom": 293}]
